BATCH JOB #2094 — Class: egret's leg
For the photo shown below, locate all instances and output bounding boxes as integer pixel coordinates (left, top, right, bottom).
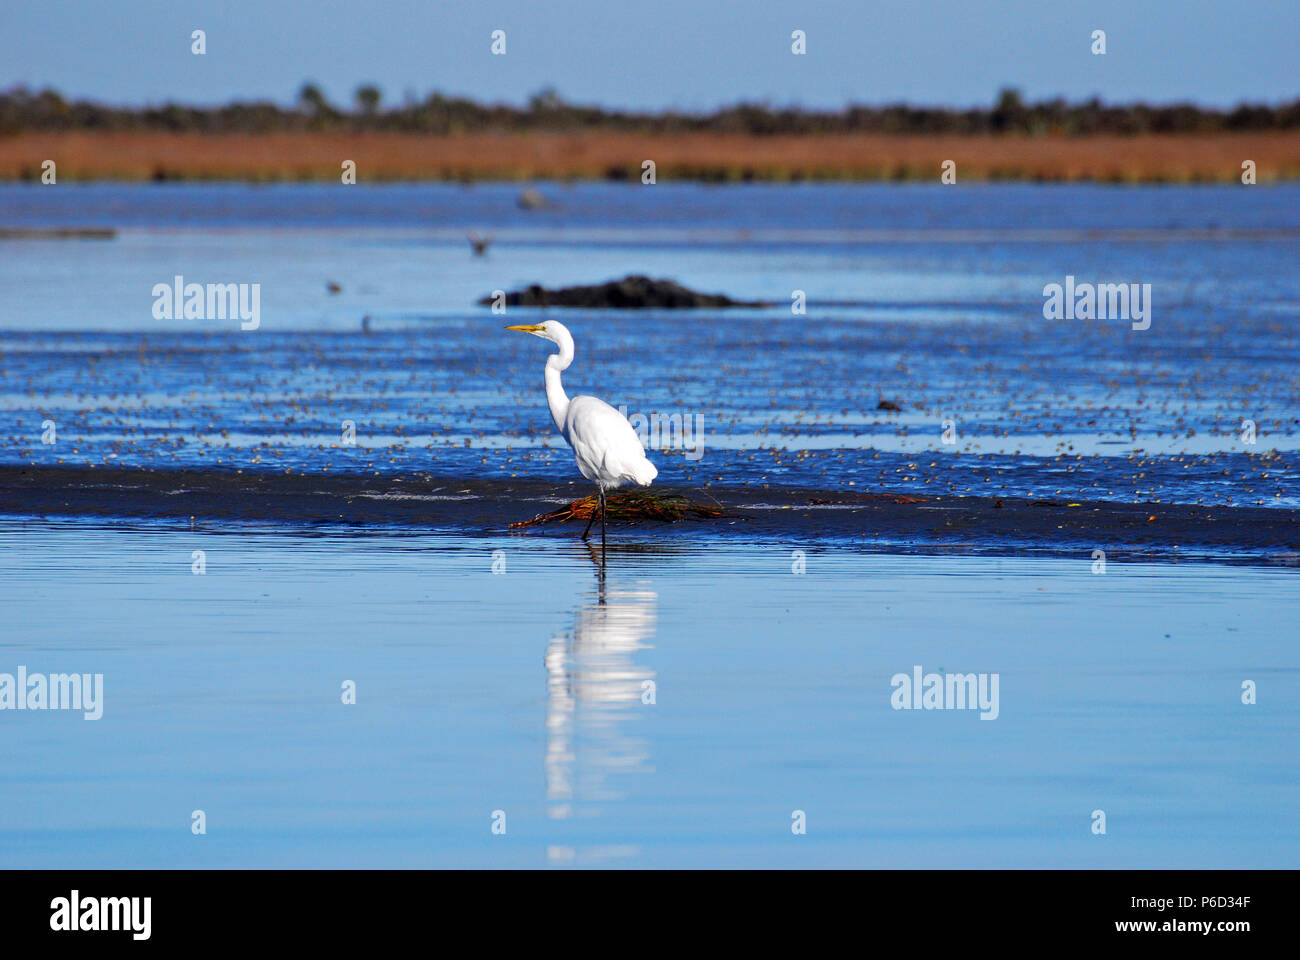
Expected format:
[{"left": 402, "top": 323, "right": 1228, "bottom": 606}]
[
  {"left": 581, "top": 496, "right": 596, "bottom": 541},
  {"left": 600, "top": 488, "right": 607, "bottom": 549}
]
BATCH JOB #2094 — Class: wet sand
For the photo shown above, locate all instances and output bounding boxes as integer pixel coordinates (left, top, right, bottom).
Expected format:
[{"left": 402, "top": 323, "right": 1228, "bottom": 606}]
[{"left": 2, "top": 464, "right": 1295, "bottom": 561}]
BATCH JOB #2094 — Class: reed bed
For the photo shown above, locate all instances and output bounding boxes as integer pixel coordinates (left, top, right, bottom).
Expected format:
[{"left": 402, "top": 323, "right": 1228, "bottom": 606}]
[{"left": 3, "top": 131, "right": 1298, "bottom": 182}]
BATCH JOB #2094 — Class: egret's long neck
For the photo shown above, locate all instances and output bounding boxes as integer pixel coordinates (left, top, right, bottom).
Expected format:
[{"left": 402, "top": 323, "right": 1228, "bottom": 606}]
[{"left": 544, "top": 333, "right": 574, "bottom": 432}]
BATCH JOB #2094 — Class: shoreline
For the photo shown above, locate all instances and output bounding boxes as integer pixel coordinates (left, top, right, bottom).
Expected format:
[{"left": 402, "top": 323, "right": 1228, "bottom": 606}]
[{"left": 1, "top": 464, "right": 1296, "bottom": 563}]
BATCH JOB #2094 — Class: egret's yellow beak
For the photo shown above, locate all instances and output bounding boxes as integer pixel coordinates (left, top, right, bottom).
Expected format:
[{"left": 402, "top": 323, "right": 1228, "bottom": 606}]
[{"left": 505, "top": 324, "right": 545, "bottom": 333}]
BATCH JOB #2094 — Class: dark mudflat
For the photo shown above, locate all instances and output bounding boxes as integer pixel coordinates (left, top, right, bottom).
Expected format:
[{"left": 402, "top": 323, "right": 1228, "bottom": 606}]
[
  {"left": 0, "top": 226, "right": 116, "bottom": 239},
  {"left": 479, "top": 274, "right": 770, "bottom": 308},
  {"left": 1, "top": 464, "right": 1296, "bottom": 564}
]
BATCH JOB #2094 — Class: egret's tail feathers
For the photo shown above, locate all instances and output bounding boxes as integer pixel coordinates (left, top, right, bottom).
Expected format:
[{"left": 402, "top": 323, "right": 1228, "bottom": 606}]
[{"left": 633, "top": 459, "right": 658, "bottom": 486}]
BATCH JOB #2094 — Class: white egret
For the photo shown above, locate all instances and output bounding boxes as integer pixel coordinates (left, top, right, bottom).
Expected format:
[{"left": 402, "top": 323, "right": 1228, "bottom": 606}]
[{"left": 506, "top": 320, "right": 657, "bottom": 545}]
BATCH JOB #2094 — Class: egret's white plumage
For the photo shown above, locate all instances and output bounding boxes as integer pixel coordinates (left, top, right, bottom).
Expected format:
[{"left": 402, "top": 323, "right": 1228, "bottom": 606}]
[
  {"left": 563, "top": 396, "right": 659, "bottom": 488},
  {"left": 506, "top": 319, "right": 657, "bottom": 541}
]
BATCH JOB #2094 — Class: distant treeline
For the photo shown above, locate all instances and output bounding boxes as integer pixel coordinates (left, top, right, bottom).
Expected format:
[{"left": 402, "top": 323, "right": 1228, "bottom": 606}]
[{"left": 3, "top": 85, "right": 1299, "bottom": 137}]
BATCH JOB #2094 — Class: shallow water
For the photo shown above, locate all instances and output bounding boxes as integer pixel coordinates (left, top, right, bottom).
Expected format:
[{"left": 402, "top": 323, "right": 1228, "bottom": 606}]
[
  {"left": 0, "top": 517, "right": 1296, "bottom": 868},
  {"left": 1, "top": 184, "right": 1296, "bottom": 868},
  {"left": 0, "top": 182, "right": 1297, "bottom": 508}
]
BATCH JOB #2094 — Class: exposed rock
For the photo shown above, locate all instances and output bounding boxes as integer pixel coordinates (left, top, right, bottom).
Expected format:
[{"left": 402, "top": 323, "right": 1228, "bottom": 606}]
[
  {"left": 876, "top": 399, "right": 902, "bottom": 412},
  {"left": 480, "top": 274, "right": 769, "bottom": 309}
]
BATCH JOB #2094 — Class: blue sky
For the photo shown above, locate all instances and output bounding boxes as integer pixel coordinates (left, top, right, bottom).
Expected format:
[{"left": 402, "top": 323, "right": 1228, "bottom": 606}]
[{"left": 2, "top": 0, "right": 1296, "bottom": 110}]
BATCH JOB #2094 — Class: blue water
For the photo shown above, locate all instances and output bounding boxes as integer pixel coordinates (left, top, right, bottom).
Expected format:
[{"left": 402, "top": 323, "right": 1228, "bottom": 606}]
[
  {"left": 0, "top": 183, "right": 1297, "bottom": 867},
  {"left": 0, "top": 518, "right": 1296, "bottom": 868},
  {"left": 1, "top": 183, "right": 1298, "bottom": 507}
]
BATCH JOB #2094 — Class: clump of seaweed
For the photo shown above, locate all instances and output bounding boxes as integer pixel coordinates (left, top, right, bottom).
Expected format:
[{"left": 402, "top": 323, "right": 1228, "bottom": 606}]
[{"left": 511, "top": 490, "right": 726, "bottom": 529}]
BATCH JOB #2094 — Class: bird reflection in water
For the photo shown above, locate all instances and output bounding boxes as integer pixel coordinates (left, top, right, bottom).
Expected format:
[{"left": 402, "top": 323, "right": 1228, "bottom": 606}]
[{"left": 544, "top": 552, "right": 656, "bottom": 862}]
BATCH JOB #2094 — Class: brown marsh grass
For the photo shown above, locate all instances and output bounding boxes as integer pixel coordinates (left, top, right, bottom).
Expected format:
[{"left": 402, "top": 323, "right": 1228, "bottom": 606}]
[{"left": 2, "top": 131, "right": 1298, "bottom": 182}]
